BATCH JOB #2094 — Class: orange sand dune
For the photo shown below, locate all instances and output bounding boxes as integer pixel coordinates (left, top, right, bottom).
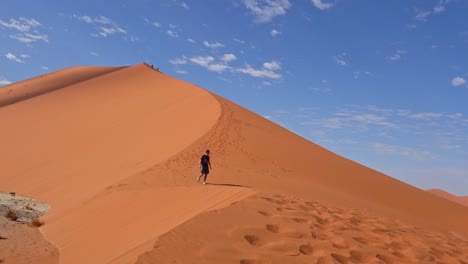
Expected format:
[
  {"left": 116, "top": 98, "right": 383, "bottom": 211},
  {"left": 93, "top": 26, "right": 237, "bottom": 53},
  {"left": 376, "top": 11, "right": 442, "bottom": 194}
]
[
  {"left": 0, "top": 66, "right": 125, "bottom": 107},
  {"left": 1, "top": 63, "right": 467, "bottom": 264},
  {"left": 428, "top": 189, "right": 468, "bottom": 207}
]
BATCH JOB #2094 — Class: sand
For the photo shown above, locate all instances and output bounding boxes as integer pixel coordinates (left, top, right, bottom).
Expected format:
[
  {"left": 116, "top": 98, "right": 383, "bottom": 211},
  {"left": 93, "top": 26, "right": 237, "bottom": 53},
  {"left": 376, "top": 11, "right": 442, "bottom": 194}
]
[{"left": 1, "top": 63, "right": 467, "bottom": 264}]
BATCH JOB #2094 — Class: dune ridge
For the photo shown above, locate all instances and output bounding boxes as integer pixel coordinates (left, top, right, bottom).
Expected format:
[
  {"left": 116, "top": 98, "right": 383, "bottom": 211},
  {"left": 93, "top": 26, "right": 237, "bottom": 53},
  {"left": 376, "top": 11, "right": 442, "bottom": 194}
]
[
  {"left": 0, "top": 65, "right": 126, "bottom": 108},
  {"left": 427, "top": 189, "right": 468, "bottom": 207},
  {"left": 1, "top": 63, "right": 467, "bottom": 264}
]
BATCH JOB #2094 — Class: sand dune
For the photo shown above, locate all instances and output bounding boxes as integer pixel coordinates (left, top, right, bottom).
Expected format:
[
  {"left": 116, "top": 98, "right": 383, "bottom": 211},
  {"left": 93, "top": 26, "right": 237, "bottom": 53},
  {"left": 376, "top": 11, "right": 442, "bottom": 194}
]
[
  {"left": 0, "top": 66, "right": 125, "bottom": 108},
  {"left": 1, "top": 63, "right": 467, "bottom": 264},
  {"left": 428, "top": 189, "right": 468, "bottom": 207}
]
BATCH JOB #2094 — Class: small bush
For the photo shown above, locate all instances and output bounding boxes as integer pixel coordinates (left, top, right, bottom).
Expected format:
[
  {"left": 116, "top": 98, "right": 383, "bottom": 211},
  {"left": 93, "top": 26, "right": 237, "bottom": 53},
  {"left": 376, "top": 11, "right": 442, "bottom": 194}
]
[
  {"left": 28, "top": 218, "right": 44, "bottom": 227},
  {"left": 5, "top": 210, "right": 18, "bottom": 221}
]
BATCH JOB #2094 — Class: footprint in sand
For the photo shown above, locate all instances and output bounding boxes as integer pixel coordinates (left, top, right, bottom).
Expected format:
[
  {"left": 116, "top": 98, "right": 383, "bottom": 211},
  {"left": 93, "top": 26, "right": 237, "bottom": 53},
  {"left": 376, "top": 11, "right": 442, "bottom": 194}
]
[
  {"left": 349, "top": 250, "right": 376, "bottom": 262},
  {"left": 244, "top": 235, "right": 265, "bottom": 247},
  {"left": 265, "top": 224, "right": 279, "bottom": 233},
  {"left": 257, "top": 211, "right": 272, "bottom": 217},
  {"left": 330, "top": 253, "right": 349, "bottom": 264},
  {"left": 298, "top": 244, "right": 313, "bottom": 255},
  {"left": 292, "top": 217, "right": 308, "bottom": 223}
]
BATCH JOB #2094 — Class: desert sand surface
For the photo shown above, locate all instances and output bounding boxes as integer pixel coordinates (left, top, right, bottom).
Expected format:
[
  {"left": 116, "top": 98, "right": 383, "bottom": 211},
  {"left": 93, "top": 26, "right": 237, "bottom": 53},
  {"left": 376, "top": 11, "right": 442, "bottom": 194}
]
[
  {"left": 428, "top": 189, "right": 468, "bottom": 207},
  {"left": 1, "top": 63, "right": 467, "bottom": 264}
]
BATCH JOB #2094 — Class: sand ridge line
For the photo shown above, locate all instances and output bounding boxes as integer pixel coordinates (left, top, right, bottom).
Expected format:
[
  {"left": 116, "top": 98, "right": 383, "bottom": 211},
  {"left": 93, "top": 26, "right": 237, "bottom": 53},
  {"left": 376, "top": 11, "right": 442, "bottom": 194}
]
[{"left": 0, "top": 65, "right": 127, "bottom": 108}]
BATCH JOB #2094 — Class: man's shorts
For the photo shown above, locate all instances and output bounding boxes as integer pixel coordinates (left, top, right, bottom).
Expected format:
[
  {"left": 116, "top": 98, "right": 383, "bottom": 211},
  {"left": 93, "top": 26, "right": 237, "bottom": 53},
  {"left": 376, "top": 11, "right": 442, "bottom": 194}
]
[{"left": 201, "top": 166, "right": 209, "bottom": 174}]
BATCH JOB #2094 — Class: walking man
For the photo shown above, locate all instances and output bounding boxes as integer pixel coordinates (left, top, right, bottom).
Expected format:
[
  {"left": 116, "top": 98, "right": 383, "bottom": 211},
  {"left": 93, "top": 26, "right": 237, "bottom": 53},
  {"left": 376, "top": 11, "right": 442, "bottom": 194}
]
[{"left": 197, "top": 150, "right": 211, "bottom": 185}]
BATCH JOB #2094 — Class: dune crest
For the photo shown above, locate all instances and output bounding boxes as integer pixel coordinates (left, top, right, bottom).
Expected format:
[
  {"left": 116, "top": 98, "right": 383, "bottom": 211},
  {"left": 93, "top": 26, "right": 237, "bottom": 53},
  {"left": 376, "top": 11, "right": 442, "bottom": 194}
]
[{"left": 427, "top": 189, "right": 468, "bottom": 207}]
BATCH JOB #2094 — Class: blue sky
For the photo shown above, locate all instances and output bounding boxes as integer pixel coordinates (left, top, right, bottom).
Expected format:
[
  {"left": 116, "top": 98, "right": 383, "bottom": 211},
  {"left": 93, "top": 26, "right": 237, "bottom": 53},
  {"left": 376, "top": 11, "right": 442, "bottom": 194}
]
[{"left": 1, "top": 0, "right": 467, "bottom": 195}]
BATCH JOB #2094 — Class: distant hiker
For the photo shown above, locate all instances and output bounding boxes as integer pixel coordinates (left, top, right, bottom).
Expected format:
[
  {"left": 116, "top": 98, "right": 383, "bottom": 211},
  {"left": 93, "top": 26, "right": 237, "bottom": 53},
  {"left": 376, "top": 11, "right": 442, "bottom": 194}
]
[{"left": 197, "top": 150, "right": 211, "bottom": 185}]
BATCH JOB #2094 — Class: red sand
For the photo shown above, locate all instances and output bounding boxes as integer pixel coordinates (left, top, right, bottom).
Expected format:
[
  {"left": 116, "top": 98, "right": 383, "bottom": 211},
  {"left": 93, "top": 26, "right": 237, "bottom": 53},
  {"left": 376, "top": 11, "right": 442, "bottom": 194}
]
[{"left": 1, "top": 63, "right": 467, "bottom": 264}]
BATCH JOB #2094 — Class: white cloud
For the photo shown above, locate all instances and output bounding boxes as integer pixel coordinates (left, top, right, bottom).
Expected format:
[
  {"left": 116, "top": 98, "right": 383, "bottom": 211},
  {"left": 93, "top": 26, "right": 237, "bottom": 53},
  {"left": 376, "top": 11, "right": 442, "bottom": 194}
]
[
  {"left": 0, "top": 17, "right": 41, "bottom": 32},
  {"left": 98, "top": 27, "right": 126, "bottom": 37},
  {"left": 41, "top": 66, "right": 49, "bottom": 70},
  {"left": 415, "top": 10, "right": 432, "bottom": 21},
  {"left": 387, "top": 49, "right": 406, "bottom": 61},
  {"left": 190, "top": 56, "right": 215, "bottom": 67},
  {"left": 242, "top": 0, "right": 291, "bottom": 23},
  {"left": 10, "top": 32, "right": 48, "bottom": 43},
  {"left": 180, "top": 2, "right": 190, "bottom": 9},
  {"left": 74, "top": 15, "right": 127, "bottom": 38},
  {"left": 144, "top": 18, "right": 161, "bottom": 28},
  {"left": 373, "top": 143, "right": 433, "bottom": 160},
  {"left": 0, "top": 77, "right": 12, "bottom": 86},
  {"left": 0, "top": 17, "right": 48, "bottom": 44},
  {"left": 5, "top": 53, "right": 25, "bottom": 63},
  {"left": 408, "top": 112, "right": 443, "bottom": 120},
  {"left": 166, "top": 30, "right": 178, "bottom": 38},
  {"left": 189, "top": 56, "right": 231, "bottom": 73},
  {"left": 271, "top": 29, "right": 281, "bottom": 37},
  {"left": 237, "top": 61, "right": 282, "bottom": 79},
  {"left": 234, "top": 38, "right": 246, "bottom": 44},
  {"left": 203, "top": 41, "right": 224, "bottom": 49},
  {"left": 263, "top": 61, "right": 281, "bottom": 70},
  {"left": 221, "top": 54, "right": 237, "bottom": 63},
  {"left": 311, "top": 0, "right": 335, "bottom": 10},
  {"left": 176, "top": 70, "right": 188, "bottom": 74},
  {"left": 451, "top": 77, "right": 466, "bottom": 87},
  {"left": 334, "top": 53, "right": 348, "bottom": 66},
  {"left": 90, "top": 52, "right": 99, "bottom": 56},
  {"left": 415, "top": 0, "right": 452, "bottom": 21},
  {"left": 169, "top": 58, "right": 187, "bottom": 65},
  {"left": 187, "top": 38, "right": 196, "bottom": 43},
  {"left": 207, "top": 64, "right": 231, "bottom": 72}
]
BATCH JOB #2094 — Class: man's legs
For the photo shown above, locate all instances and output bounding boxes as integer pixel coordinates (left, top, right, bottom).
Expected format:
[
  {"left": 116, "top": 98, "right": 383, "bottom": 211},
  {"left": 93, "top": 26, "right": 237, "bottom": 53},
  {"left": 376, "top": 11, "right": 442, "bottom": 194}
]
[{"left": 203, "top": 173, "right": 208, "bottom": 184}]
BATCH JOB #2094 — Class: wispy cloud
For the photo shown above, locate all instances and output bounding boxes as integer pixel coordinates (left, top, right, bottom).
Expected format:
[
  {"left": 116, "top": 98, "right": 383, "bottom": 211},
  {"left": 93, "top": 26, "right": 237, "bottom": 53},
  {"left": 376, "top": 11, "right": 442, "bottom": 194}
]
[
  {"left": 334, "top": 53, "right": 348, "bottom": 66},
  {"left": 237, "top": 61, "right": 282, "bottom": 79},
  {"left": 0, "top": 17, "right": 48, "bottom": 44},
  {"left": 387, "top": 49, "right": 406, "bottom": 61},
  {"left": 166, "top": 29, "right": 178, "bottom": 38},
  {"left": 5, "top": 52, "right": 26, "bottom": 63},
  {"left": 169, "top": 58, "right": 188, "bottom": 65},
  {"left": 0, "top": 77, "right": 12, "bottom": 86},
  {"left": 176, "top": 70, "right": 188, "bottom": 74},
  {"left": 415, "top": 0, "right": 453, "bottom": 22},
  {"left": 0, "top": 17, "right": 40, "bottom": 31},
  {"left": 73, "top": 15, "right": 127, "bottom": 37},
  {"left": 189, "top": 56, "right": 232, "bottom": 73},
  {"left": 242, "top": 0, "right": 291, "bottom": 23},
  {"left": 90, "top": 51, "right": 99, "bottom": 56},
  {"left": 144, "top": 18, "right": 161, "bottom": 28},
  {"left": 373, "top": 143, "right": 433, "bottom": 160},
  {"left": 311, "top": 0, "right": 335, "bottom": 10},
  {"left": 203, "top": 41, "right": 224, "bottom": 49},
  {"left": 234, "top": 38, "right": 246, "bottom": 44},
  {"left": 172, "top": 0, "right": 190, "bottom": 9},
  {"left": 271, "top": 29, "right": 281, "bottom": 37},
  {"left": 186, "top": 54, "right": 281, "bottom": 78},
  {"left": 220, "top": 54, "right": 237, "bottom": 63},
  {"left": 187, "top": 38, "right": 196, "bottom": 43},
  {"left": 451, "top": 77, "right": 466, "bottom": 87}
]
